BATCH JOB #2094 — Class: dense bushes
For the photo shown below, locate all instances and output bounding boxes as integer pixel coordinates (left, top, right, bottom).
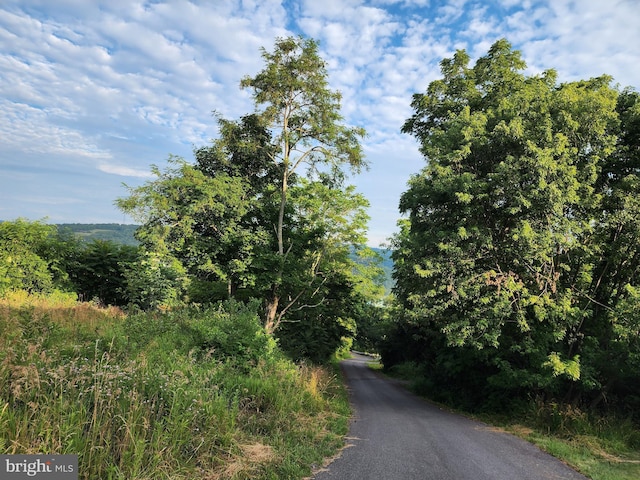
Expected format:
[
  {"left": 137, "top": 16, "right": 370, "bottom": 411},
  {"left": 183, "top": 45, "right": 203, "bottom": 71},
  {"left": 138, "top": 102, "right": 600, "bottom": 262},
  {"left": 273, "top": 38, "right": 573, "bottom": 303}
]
[
  {"left": 0, "top": 218, "right": 384, "bottom": 363},
  {"left": 0, "top": 219, "right": 140, "bottom": 307},
  {"left": 389, "top": 40, "right": 640, "bottom": 418},
  {"left": 0, "top": 219, "right": 60, "bottom": 295},
  {"left": 0, "top": 294, "right": 350, "bottom": 479}
]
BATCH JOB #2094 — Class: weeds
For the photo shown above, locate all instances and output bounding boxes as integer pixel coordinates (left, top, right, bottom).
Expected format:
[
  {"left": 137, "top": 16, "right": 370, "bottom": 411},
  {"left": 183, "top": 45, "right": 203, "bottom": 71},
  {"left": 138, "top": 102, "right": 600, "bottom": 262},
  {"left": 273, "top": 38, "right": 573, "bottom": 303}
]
[
  {"left": 1, "top": 292, "right": 350, "bottom": 479},
  {"left": 517, "top": 400, "right": 640, "bottom": 479}
]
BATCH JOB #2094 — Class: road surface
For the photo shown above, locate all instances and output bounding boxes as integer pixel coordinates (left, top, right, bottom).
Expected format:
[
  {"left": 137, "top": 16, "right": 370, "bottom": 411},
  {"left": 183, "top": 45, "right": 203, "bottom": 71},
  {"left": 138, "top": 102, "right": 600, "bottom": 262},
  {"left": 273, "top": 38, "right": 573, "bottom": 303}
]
[{"left": 313, "top": 353, "right": 588, "bottom": 480}]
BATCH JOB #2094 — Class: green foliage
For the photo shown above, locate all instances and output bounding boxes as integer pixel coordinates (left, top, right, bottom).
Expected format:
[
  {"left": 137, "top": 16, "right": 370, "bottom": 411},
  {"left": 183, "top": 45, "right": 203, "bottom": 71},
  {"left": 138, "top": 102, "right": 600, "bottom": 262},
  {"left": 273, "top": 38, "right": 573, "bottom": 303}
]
[
  {"left": 186, "top": 300, "right": 277, "bottom": 364},
  {"left": 489, "top": 401, "right": 640, "bottom": 480},
  {"left": 0, "top": 295, "right": 351, "bottom": 479},
  {"left": 543, "top": 353, "right": 581, "bottom": 381},
  {"left": 240, "top": 35, "right": 367, "bottom": 332},
  {"left": 389, "top": 39, "right": 640, "bottom": 415},
  {"left": 117, "top": 156, "right": 254, "bottom": 288},
  {"left": 277, "top": 301, "right": 356, "bottom": 364},
  {"left": 191, "top": 113, "right": 277, "bottom": 298},
  {"left": 0, "top": 220, "right": 140, "bottom": 307},
  {"left": 352, "top": 300, "right": 391, "bottom": 353},
  {"left": 115, "top": 36, "right": 376, "bottom": 362},
  {"left": 0, "top": 219, "right": 60, "bottom": 295},
  {"left": 66, "top": 239, "right": 139, "bottom": 306},
  {"left": 122, "top": 250, "right": 189, "bottom": 310},
  {"left": 240, "top": 36, "right": 366, "bottom": 180}
]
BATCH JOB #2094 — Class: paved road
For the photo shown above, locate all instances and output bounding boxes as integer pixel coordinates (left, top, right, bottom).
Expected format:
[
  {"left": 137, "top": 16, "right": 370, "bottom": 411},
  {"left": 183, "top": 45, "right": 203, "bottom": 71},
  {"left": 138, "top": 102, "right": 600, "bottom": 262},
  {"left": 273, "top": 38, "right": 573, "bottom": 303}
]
[{"left": 313, "top": 353, "right": 588, "bottom": 480}]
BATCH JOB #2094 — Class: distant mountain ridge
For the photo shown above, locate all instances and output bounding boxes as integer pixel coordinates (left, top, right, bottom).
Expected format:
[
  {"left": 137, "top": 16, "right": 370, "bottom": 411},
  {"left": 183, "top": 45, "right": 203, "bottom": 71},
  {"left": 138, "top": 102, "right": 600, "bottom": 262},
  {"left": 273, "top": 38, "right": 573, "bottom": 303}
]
[
  {"left": 57, "top": 223, "right": 139, "bottom": 246},
  {"left": 372, "top": 247, "right": 394, "bottom": 293}
]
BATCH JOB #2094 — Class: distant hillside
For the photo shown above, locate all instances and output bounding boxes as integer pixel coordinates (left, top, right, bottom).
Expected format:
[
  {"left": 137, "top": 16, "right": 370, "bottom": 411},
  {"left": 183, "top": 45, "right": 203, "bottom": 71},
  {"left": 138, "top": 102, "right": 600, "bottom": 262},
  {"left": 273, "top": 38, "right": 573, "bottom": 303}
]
[
  {"left": 57, "top": 224, "right": 139, "bottom": 246},
  {"left": 353, "top": 247, "right": 394, "bottom": 294},
  {"left": 373, "top": 247, "right": 394, "bottom": 293},
  {"left": 374, "top": 247, "right": 393, "bottom": 270}
]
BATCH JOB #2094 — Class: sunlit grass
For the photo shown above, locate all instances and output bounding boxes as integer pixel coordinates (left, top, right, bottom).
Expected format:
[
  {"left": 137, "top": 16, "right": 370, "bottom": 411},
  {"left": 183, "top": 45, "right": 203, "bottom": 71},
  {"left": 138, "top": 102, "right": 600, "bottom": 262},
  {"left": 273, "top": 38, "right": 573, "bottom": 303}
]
[
  {"left": 0, "top": 292, "right": 351, "bottom": 479},
  {"left": 503, "top": 402, "right": 640, "bottom": 480}
]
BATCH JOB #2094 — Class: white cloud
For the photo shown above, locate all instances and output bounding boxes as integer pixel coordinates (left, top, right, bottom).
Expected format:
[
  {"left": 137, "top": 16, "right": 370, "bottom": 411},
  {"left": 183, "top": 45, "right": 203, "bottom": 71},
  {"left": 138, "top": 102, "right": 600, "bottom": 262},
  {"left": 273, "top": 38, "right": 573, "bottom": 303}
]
[
  {"left": 498, "top": 0, "right": 640, "bottom": 87},
  {"left": 0, "top": 101, "right": 111, "bottom": 159},
  {"left": 1, "top": 0, "right": 638, "bottom": 241},
  {"left": 435, "top": 0, "right": 468, "bottom": 24},
  {"left": 98, "top": 163, "right": 152, "bottom": 178}
]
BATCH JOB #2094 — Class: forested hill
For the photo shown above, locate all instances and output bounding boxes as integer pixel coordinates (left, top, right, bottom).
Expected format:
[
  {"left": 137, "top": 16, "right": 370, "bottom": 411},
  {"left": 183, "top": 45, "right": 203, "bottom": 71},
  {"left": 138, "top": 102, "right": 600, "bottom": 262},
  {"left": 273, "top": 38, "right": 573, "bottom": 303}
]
[
  {"left": 374, "top": 248, "right": 394, "bottom": 293},
  {"left": 56, "top": 223, "right": 139, "bottom": 245}
]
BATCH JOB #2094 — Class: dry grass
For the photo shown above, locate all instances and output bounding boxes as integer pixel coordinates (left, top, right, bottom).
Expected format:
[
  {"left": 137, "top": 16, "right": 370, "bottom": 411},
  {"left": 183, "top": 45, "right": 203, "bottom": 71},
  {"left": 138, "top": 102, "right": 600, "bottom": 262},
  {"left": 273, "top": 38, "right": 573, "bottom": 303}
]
[
  {"left": 572, "top": 435, "right": 640, "bottom": 464},
  {"left": 218, "top": 443, "right": 277, "bottom": 479},
  {"left": 0, "top": 290, "right": 124, "bottom": 334},
  {"left": 0, "top": 293, "right": 352, "bottom": 479},
  {"left": 298, "top": 363, "right": 339, "bottom": 407}
]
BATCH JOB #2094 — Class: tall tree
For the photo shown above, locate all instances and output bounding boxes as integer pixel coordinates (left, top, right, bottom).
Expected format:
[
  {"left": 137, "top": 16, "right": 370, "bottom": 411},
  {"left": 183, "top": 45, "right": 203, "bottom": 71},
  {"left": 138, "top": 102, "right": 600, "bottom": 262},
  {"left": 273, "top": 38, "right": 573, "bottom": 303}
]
[
  {"left": 240, "top": 36, "right": 367, "bottom": 332},
  {"left": 117, "top": 37, "right": 370, "bottom": 339},
  {"left": 581, "top": 88, "right": 640, "bottom": 407},
  {"left": 117, "top": 156, "right": 253, "bottom": 297},
  {"left": 391, "top": 39, "right": 636, "bottom": 407}
]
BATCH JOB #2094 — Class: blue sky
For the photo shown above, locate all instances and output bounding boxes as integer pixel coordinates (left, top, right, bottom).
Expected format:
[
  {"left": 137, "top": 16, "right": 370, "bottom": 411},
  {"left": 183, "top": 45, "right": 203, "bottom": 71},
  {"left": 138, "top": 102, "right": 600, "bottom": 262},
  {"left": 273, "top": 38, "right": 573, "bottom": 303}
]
[{"left": 1, "top": 0, "right": 638, "bottom": 247}]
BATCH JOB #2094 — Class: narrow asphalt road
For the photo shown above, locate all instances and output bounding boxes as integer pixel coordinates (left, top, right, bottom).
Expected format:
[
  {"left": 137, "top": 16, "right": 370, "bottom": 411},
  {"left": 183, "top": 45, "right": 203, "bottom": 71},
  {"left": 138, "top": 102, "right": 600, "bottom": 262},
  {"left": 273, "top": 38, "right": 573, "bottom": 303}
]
[{"left": 313, "top": 353, "right": 589, "bottom": 480}]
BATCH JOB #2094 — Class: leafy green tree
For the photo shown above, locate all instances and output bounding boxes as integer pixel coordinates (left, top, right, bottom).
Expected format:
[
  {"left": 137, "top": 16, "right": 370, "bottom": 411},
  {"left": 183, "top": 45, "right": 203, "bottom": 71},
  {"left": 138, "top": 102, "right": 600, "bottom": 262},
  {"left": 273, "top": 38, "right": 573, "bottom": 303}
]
[
  {"left": 195, "top": 114, "right": 279, "bottom": 194},
  {"left": 0, "top": 219, "right": 58, "bottom": 295},
  {"left": 269, "top": 180, "right": 372, "bottom": 326},
  {"left": 392, "top": 39, "right": 637, "bottom": 409},
  {"left": 122, "top": 250, "right": 189, "bottom": 310},
  {"left": 240, "top": 36, "right": 367, "bottom": 332},
  {"left": 117, "top": 156, "right": 254, "bottom": 300},
  {"left": 117, "top": 37, "right": 370, "bottom": 342},
  {"left": 66, "top": 239, "right": 139, "bottom": 306},
  {"left": 579, "top": 88, "right": 640, "bottom": 409},
  {"left": 274, "top": 181, "right": 381, "bottom": 361},
  {"left": 192, "top": 113, "right": 278, "bottom": 297}
]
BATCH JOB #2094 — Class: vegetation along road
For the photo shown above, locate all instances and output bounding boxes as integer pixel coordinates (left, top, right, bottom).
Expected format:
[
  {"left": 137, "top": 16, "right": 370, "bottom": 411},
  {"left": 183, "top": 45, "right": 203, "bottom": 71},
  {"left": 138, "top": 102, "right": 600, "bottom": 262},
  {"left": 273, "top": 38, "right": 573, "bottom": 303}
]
[{"left": 314, "top": 353, "right": 588, "bottom": 480}]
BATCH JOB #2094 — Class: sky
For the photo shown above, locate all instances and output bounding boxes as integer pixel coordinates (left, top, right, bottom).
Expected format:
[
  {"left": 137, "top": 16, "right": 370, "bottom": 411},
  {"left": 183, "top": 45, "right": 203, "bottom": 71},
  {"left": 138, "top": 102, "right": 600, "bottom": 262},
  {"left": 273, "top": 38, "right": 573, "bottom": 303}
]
[{"left": 1, "top": 0, "right": 639, "bottom": 247}]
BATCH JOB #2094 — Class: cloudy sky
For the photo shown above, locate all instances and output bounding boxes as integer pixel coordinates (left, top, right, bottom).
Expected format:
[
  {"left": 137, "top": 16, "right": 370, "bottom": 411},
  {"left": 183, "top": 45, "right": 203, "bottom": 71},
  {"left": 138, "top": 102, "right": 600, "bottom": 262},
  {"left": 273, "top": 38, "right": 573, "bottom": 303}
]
[{"left": 1, "top": 0, "right": 638, "bottom": 246}]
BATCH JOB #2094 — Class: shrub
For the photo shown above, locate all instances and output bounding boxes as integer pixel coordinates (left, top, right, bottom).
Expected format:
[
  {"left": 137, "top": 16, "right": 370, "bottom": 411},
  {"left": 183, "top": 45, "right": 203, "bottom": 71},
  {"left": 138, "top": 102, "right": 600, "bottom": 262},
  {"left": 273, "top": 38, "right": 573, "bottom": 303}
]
[
  {"left": 188, "top": 299, "right": 277, "bottom": 364},
  {"left": 0, "top": 294, "right": 350, "bottom": 479}
]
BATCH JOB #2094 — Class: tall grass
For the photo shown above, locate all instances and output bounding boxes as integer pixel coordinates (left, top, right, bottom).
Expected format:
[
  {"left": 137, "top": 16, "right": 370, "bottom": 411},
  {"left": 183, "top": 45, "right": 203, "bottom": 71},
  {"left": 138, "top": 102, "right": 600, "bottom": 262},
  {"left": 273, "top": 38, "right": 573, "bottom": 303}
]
[
  {"left": 514, "top": 400, "right": 640, "bottom": 480},
  {"left": 1, "top": 293, "right": 350, "bottom": 479},
  {"left": 382, "top": 360, "right": 640, "bottom": 480}
]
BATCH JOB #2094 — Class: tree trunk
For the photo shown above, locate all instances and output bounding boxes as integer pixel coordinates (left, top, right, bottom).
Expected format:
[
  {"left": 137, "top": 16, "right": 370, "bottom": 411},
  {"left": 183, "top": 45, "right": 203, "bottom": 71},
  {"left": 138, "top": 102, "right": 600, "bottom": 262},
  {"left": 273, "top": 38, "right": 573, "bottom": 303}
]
[
  {"left": 264, "top": 290, "right": 280, "bottom": 334},
  {"left": 277, "top": 168, "right": 288, "bottom": 256},
  {"left": 589, "top": 378, "right": 616, "bottom": 410},
  {"left": 227, "top": 278, "right": 238, "bottom": 298},
  {"left": 268, "top": 153, "right": 288, "bottom": 333}
]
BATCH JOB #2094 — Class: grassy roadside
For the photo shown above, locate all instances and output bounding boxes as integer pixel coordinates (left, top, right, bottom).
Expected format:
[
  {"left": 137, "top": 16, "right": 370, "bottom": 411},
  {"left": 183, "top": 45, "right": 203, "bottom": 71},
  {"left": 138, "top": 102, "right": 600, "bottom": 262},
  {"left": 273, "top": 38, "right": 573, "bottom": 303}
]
[
  {"left": 481, "top": 409, "right": 640, "bottom": 480},
  {"left": 371, "top": 361, "right": 640, "bottom": 480},
  {"left": 0, "top": 292, "right": 351, "bottom": 479}
]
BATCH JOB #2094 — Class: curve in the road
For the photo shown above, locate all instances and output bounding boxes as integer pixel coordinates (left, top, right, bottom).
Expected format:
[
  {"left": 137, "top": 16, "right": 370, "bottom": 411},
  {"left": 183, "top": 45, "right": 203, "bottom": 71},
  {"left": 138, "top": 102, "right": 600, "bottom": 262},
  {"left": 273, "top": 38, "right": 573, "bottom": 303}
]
[{"left": 313, "top": 353, "right": 588, "bottom": 480}]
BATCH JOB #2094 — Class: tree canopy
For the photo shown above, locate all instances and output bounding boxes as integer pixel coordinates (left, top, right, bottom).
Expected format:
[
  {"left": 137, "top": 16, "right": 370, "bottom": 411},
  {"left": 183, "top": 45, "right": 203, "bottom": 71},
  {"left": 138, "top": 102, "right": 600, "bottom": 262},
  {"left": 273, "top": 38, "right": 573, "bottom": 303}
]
[
  {"left": 240, "top": 36, "right": 368, "bottom": 331},
  {"left": 116, "top": 36, "right": 380, "bottom": 359},
  {"left": 389, "top": 39, "right": 640, "bottom": 412}
]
